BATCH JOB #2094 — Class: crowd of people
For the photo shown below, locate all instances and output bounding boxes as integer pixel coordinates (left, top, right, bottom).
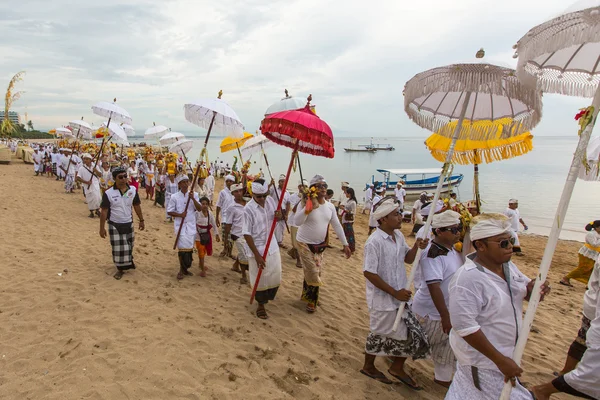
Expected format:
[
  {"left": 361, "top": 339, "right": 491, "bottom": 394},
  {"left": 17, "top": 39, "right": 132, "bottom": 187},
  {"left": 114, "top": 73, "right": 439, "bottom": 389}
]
[{"left": 12, "top": 139, "right": 600, "bottom": 400}]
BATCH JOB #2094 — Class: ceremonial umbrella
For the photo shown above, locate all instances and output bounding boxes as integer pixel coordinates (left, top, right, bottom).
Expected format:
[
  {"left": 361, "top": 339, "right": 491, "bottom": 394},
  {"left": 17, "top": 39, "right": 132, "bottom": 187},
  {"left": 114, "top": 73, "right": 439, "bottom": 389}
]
[
  {"left": 393, "top": 49, "right": 543, "bottom": 332},
  {"left": 174, "top": 91, "right": 244, "bottom": 249},
  {"left": 144, "top": 123, "right": 169, "bottom": 147},
  {"left": 264, "top": 89, "right": 307, "bottom": 116},
  {"left": 240, "top": 132, "right": 273, "bottom": 158},
  {"left": 159, "top": 131, "right": 185, "bottom": 146},
  {"left": 167, "top": 136, "right": 194, "bottom": 175},
  {"left": 425, "top": 118, "right": 534, "bottom": 213},
  {"left": 250, "top": 95, "right": 335, "bottom": 304},
  {"left": 90, "top": 98, "right": 132, "bottom": 177},
  {"left": 64, "top": 118, "right": 93, "bottom": 176},
  {"left": 501, "top": 4, "right": 600, "bottom": 398},
  {"left": 220, "top": 131, "right": 253, "bottom": 164},
  {"left": 55, "top": 127, "right": 72, "bottom": 137},
  {"left": 121, "top": 124, "right": 135, "bottom": 136}
]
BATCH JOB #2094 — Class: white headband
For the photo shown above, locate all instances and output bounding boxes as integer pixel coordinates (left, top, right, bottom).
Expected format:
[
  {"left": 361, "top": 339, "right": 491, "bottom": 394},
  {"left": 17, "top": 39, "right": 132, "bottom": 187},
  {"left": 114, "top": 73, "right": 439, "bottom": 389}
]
[
  {"left": 372, "top": 198, "right": 400, "bottom": 221},
  {"left": 470, "top": 214, "right": 512, "bottom": 241},
  {"left": 251, "top": 181, "right": 269, "bottom": 195},
  {"left": 432, "top": 210, "right": 461, "bottom": 229},
  {"left": 310, "top": 174, "right": 326, "bottom": 186},
  {"left": 225, "top": 174, "right": 235, "bottom": 182}
]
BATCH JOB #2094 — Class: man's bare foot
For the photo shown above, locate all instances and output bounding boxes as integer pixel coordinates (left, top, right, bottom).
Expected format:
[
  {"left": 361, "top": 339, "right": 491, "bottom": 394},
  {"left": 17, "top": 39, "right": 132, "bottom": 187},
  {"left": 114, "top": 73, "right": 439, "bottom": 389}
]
[
  {"left": 240, "top": 275, "right": 248, "bottom": 284},
  {"left": 231, "top": 260, "right": 241, "bottom": 273},
  {"left": 183, "top": 270, "right": 193, "bottom": 276},
  {"left": 434, "top": 379, "right": 451, "bottom": 388}
]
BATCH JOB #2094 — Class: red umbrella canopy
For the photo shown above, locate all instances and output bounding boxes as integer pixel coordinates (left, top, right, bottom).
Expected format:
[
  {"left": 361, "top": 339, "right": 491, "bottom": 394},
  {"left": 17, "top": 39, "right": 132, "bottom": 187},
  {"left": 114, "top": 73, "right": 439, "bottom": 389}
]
[{"left": 260, "top": 96, "right": 334, "bottom": 158}]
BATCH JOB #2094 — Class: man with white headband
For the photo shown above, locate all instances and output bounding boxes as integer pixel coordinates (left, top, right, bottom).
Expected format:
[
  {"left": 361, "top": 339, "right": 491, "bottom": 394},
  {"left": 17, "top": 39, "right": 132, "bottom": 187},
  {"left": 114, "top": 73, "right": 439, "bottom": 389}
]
[
  {"left": 360, "top": 195, "right": 429, "bottom": 388},
  {"left": 270, "top": 174, "right": 291, "bottom": 250},
  {"left": 412, "top": 210, "right": 463, "bottom": 387},
  {"left": 504, "top": 199, "right": 528, "bottom": 256},
  {"left": 244, "top": 178, "right": 283, "bottom": 319},
  {"left": 368, "top": 186, "right": 386, "bottom": 235},
  {"left": 224, "top": 184, "right": 248, "bottom": 284},
  {"left": 446, "top": 213, "right": 550, "bottom": 400},
  {"left": 363, "top": 184, "right": 374, "bottom": 215},
  {"left": 216, "top": 174, "right": 236, "bottom": 257},
  {"left": 287, "top": 180, "right": 308, "bottom": 268}
]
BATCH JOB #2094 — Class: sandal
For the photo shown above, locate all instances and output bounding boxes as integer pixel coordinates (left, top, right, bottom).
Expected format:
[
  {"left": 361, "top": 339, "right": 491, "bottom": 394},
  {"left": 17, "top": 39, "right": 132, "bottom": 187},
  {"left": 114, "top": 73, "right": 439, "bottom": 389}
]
[
  {"left": 306, "top": 304, "right": 316, "bottom": 313},
  {"left": 177, "top": 272, "right": 184, "bottom": 280},
  {"left": 240, "top": 276, "right": 248, "bottom": 284},
  {"left": 559, "top": 280, "right": 574, "bottom": 287},
  {"left": 387, "top": 370, "right": 422, "bottom": 391},
  {"left": 199, "top": 270, "right": 207, "bottom": 278},
  {"left": 256, "top": 308, "right": 268, "bottom": 319},
  {"left": 114, "top": 271, "right": 124, "bottom": 280},
  {"left": 359, "top": 369, "right": 392, "bottom": 385},
  {"left": 184, "top": 270, "right": 193, "bottom": 276}
]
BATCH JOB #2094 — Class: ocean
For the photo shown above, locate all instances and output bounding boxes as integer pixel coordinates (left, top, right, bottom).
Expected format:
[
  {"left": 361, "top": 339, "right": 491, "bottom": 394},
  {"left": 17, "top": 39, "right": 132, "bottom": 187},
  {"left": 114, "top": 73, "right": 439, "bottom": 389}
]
[{"left": 135, "top": 135, "right": 599, "bottom": 242}]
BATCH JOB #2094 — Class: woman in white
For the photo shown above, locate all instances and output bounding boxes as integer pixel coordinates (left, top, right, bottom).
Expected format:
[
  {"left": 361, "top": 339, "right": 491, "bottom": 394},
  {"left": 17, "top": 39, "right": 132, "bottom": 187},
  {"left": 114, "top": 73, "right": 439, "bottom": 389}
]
[
  {"left": 127, "top": 160, "right": 139, "bottom": 190},
  {"left": 560, "top": 220, "right": 600, "bottom": 287},
  {"left": 446, "top": 213, "right": 550, "bottom": 400},
  {"left": 341, "top": 187, "right": 358, "bottom": 254},
  {"left": 287, "top": 180, "right": 307, "bottom": 268},
  {"left": 194, "top": 196, "right": 220, "bottom": 277},
  {"left": 164, "top": 173, "right": 178, "bottom": 222},
  {"left": 294, "top": 175, "right": 351, "bottom": 313},
  {"left": 145, "top": 161, "right": 156, "bottom": 200}
]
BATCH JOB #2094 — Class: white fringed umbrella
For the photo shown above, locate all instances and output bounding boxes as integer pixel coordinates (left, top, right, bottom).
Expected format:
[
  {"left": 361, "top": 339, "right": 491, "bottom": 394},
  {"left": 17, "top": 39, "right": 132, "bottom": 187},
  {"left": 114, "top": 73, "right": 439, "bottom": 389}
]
[
  {"left": 101, "top": 122, "right": 129, "bottom": 146},
  {"left": 68, "top": 118, "right": 93, "bottom": 140},
  {"left": 240, "top": 132, "right": 273, "bottom": 158},
  {"left": 121, "top": 124, "right": 135, "bottom": 136},
  {"left": 159, "top": 131, "right": 185, "bottom": 146},
  {"left": 144, "top": 123, "right": 169, "bottom": 141},
  {"left": 55, "top": 127, "right": 72, "bottom": 137},
  {"left": 501, "top": 3, "right": 600, "bottom": 398},
  {"left": 264, "top": 89, "right": 307, "bottom": 116},
  {"left": 90, "top": 98, "right": 131, "bottom": 174},
  {"left": 392, "top": 49, "right": 543, "bottom": 332}
]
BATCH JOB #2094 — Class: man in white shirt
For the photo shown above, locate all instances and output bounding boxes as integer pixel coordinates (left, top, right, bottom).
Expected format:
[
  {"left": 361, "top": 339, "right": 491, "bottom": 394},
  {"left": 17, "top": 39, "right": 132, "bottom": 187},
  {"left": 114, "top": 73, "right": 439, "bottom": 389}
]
[
  {"left": 216, "top": 174, "right": 236, "bottom": 257},
  {"left": 337, "top": 181, "right": 349, "bottom": 212},
  {"left": 167, "top": 175, "right": 202, "bottom": 280},
  {"left": 411, "top": 192, "right": 428, "bottom": 236},
  {"left": 532, "top": 261, "right": 599, "bottom": 400},
  {"left": 32, "top": 148, "right": 42, "bottom": 176},
  {"left": 224, "top": 184, "right": 249, "bottom": 284},
  {"left": 270, "top": 174, "right": 291, "bottom": 249},
  {"left": 99, "top": 166, "right": 145, "bottom": 280},
  {"left": 412, "top": 210, "right": 463, "bottom": 387},
  {"left": 368, "top": 187, "right": 385, "bottom": 235},
  {"left": 205, "top": 171, "right": 215, "bottom": 204},
  {"left": 446, "top": 213, "right": 550, "bottom": 400},
  {"left": 394, "top": 182, "right": 406, "bottom": 209},
  {"left": 194, "top": 176, "right": 209, "bottom": 199},
  {"left": 60, "top": 149, "right": 76, "bottom": 193},
  {"left": 244, "top": 179, "right": 283, "bottom": 320},
  {"left": 287, "top": 180, "right": 307, "bottom": 267},
  {"left": 360, "top": 196, "right": 429, "bottom": 388},
  {"left": 76, "top": 153, "right": 102, "bottom": 218},
  {"left": 503, "top": 199, "right": 528, "bottom": 256},
  {"left": 51, "top": 148, "right": 60, "bottom": 179},
  {"left": 363, "top": 184, "right": 374, "bottom": 214}
]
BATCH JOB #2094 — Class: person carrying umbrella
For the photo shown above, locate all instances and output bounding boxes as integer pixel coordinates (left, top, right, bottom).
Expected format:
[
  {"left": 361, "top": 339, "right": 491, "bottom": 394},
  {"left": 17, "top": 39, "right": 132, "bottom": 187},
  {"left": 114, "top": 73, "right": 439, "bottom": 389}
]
[
  {"left": 294, "top": 175, "right": 352, "bottom": 313},
  {"left": 243, "top": 179, "right": 283, "bottom": 319},
  {"left": 560, "top": 220, "right": 600, "bottom": 287}
]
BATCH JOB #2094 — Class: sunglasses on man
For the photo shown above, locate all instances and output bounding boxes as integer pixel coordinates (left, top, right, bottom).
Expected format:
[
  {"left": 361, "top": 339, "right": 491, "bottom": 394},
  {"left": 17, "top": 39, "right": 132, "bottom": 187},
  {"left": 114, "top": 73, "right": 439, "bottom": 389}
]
[
  {"left": 254, "top": 193, "right": 269, "bottom": 199},
  {"left": 485, "top": 237, "right": 516, "bottom": 249},
  {"left": 437, "top": 225, "right": 463, "bottom": 234},
  {"left": 116, "top": 174, "right": 128, "bottom": 180}
]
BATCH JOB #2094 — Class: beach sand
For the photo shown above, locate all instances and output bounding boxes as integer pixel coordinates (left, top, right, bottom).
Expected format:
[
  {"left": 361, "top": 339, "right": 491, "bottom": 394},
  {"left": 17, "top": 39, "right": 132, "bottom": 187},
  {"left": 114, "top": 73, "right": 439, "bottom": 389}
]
[{"left": 0, "top": 157, "right": 589, "bottom": 400}]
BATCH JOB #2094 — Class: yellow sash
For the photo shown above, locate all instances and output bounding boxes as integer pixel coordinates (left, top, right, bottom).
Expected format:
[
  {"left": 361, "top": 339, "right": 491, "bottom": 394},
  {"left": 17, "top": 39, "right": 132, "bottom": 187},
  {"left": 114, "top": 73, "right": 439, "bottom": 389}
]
[{"left": 584, "top": 243, "right": 600, "bottom": 252}]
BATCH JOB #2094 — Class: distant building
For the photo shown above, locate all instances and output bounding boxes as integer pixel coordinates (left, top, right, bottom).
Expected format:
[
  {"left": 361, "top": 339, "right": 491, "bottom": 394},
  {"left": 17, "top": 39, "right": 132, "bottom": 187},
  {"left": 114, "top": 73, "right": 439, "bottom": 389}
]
[{"left": 0, "top": 111, "right": 20, "bottom": 125}]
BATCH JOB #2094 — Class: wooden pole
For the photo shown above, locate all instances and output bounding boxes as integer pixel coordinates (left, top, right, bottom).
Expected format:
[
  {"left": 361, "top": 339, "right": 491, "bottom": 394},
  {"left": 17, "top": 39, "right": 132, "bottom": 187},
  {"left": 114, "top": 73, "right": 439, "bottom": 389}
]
[
  {"left": 261, "top": 145, "right": 290, "bottom": 233},
  {"left": 173, "top": 111, "right": 217, "bottom": 250},
  {"left": 250, "top": 146, "right": 297, "bottom": 304}
]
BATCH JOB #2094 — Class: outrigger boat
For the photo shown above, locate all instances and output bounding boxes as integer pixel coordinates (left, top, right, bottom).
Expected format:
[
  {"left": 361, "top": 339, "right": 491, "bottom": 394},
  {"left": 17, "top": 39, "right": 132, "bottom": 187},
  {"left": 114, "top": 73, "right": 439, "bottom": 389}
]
[
  {"left": 344, "top": 147, "right": 376, "bottom": 153},
  {"left": 367, "top": 168, "right": 463, "bottom": 195},
  {"left": 363, "top": 143, "right": 395, "bottom": 151}
]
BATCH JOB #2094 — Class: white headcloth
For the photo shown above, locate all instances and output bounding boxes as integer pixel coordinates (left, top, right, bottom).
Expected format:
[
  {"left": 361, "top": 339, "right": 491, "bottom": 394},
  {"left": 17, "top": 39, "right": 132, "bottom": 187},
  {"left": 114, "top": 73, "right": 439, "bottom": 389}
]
[
  {"left": 251, "top": 181, "right": 269, "bottom": 195},
  {"left": 310, "top": 174, "right": 326, "bottom": 186},
  {"left": 470, "top": 213, "right": 512, "bottom": 241},
  {"left": 225, "top": 174, "right": 236, "bottom": 182},
  {"left": 432, "top": 210, "right": 461, "bottom": 229},
  {"left": 372, "top": 198, "right": 400, "bottom": 221}
]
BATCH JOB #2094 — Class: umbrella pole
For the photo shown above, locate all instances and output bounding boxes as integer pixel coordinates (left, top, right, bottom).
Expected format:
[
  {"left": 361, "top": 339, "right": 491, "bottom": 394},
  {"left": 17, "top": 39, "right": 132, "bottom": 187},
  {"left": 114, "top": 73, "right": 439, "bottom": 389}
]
[
  {"left": 173, "top": 112, "right": 217, "bottom": 250},
  {"left": 296, "top": 152, "right": 306, "bottom": 187},
  {"left": 499, "top": 86, "right": 600, "bottom": 400},
  {"left": 392, "top": 91, "right": 472, "bottom": 332},
  {"left": 89, "top": 114, "right": 113, "bottom": 185},
  {"left": 236, "top": 142, "right": 244, "bottom": 165},
  {"left": 260, "top": 144, "right": 290, "bottom": 234},
  {"left": 474, "top": 162, "right": 481, "bottom": 214},
  {"left": 250, "top": 147, "right": 297, "bottom": 304}
]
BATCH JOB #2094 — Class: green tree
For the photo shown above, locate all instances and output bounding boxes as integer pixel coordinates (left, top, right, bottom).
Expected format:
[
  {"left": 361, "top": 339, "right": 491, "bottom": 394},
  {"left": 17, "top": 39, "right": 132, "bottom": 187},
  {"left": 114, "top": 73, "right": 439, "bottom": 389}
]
[{"left": 27, "top": 120, "right": 33, "bottom": 131}]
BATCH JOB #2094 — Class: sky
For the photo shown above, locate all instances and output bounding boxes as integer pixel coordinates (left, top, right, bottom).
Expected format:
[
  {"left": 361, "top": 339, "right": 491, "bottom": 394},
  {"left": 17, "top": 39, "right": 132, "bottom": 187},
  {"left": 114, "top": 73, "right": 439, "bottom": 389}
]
[{"left": 0, "top": 0, "right": 591, "bottom": 137}]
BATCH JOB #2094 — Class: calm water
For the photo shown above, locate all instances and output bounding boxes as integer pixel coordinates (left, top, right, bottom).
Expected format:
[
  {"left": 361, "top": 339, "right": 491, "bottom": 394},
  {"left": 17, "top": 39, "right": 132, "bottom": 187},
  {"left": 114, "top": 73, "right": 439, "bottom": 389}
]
[{"left": 136, "top": 135, "right": 600, "bottom": 242}]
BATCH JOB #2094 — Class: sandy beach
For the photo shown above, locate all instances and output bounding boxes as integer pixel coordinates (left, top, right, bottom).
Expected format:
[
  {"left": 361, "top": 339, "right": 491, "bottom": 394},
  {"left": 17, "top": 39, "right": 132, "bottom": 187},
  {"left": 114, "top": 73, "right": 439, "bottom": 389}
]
[{"left": 0, "top": 156, "right": 590, "bottom": 400}]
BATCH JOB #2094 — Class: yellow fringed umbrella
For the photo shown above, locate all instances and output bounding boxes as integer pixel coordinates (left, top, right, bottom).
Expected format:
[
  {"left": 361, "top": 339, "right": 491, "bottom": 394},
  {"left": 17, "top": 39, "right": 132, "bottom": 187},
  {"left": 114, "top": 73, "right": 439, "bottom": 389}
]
[
  {"left": 220, "top": 131, "right": 254, "bottom": 163},
  {"left": 425, "top": 118, "right": 534, "bottom": 212}
]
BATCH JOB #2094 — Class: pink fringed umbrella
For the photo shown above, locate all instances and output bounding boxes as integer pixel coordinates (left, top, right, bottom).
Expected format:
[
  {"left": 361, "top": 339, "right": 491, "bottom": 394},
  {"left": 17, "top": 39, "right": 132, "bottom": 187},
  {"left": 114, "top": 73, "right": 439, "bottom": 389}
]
[{"left": 249, "top": 95, "right": 334, "bottom": 303}]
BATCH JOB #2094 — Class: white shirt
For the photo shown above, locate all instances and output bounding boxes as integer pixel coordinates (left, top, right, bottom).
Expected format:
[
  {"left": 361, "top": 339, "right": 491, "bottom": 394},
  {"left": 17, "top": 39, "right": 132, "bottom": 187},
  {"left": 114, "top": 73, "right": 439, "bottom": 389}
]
[
  {"left": 242, "top": 197, "right": 279, "bottom": 256},
  {"left": 583, "top": 261, "right": 600, "bottom": 322},
  {"left": 165, "top": 179, "right": 178, "bottom": 197},
  {"left": 101, "top": 186, "right": 140, "bottom": 224},
  {"left": 342, "top": 199, "right": 357, "bottom": 224},
  {"left": 167, "top": 191, "right": 200, "bottom": 237},
  {"left": 412, "top": 242, "right": 463, "bottom": 320},
  {"left": 394, "top": 187, "right": 406, "bottom": 204},
  {"left": 195, "top": 182, "right": 209, "bottom": 199},
  {"left": 224, "top": 202, "right": 246, "bottom": 238},
  {"left": 216, "top": 187, "right": 234, "bottom": 222},
  {"left": 449, "top": 256, "right": 530, "bottom": 371},
  {"left": 504, "top": 207, "right": 521, "bottom": 231},
  {"left": 32, "top": 152, "right": 42, "bottom": 164},
  {"left": 77, "top": 165, "right": 100, "bottom": 192},
  {"left": 127, "top": 166, "right": 138, "bottom": 179},
  {"left": 270, "top": 186, "right": 291, "bottom": 209},
  {"left": 205, "top": 175, "right": 215, "bottom": 195},
  {"left": 363, "top": 228, "right": 410, "bottom": 311},
  {"left": 50, "top": 153, "right": 60, "bottom": 164},
  {"left": 294, "top": 201, "right": 348, "bottom": 246},
  {"left": 580, "top": 231, "right": 600, "bottom": 260},
  {"left": 195, "top": 210, "right": 217, "bottom": 236},
  {"left": 287, "top": 192, "right": 302, "bottom": 227},
  {"left": 365, "top": 188, "right": 373, "bottom": 203},
  {"left": 60, "top": 156, "right": 76, "bottom": 175}
]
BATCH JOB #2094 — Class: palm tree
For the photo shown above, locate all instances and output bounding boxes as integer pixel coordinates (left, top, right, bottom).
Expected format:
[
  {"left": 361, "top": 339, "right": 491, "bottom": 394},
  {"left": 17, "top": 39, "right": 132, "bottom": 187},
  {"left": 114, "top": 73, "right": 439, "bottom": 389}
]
[
  {"left": 27, "top": 120, "right": 33, "bottom": 131},
  {"left": 0, "top": 71, "right": 25, "bottom": 138}
]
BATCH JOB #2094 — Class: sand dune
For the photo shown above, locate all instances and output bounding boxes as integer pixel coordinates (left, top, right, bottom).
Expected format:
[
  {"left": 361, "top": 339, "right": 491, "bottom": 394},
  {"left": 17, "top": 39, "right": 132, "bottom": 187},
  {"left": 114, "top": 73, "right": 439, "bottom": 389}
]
[{"left": 0, "top": 157, "right": 588, "bottom": 399}]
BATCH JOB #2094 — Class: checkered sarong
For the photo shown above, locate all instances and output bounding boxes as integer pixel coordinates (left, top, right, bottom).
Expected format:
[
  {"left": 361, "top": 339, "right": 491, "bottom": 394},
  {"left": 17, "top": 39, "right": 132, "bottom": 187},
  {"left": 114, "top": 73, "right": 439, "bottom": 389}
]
[
  {"left": 52, "top": 163, "right": 57, "bottom": 176},
  {"left": 108, "top": 223, "right": 135, "bottom": 270}
]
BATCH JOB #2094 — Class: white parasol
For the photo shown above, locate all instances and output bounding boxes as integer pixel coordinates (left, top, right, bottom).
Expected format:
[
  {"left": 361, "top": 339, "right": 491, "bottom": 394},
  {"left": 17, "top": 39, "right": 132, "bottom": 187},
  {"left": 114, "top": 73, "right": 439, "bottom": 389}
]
[
  {"left": 68, "top": 118, "right": 93, "bottom": 140},
  {"left": 169, "top": 138, "right": 193, "bottom": 156},
  {"left": 91, "top": 99, "right": 132, "bottom": 125},
  {"left": 55, "top": 127, "right": 72, "bottom": 137},
  {"left": 392, "top": 49, "right": 542, "bottom": 333},
  {"left": 159, "top": 131, "right": 185, "bottom": 146},
  {"left": 184, "top": 91, "right": 244, "bottom": 138},
  {"left": 240, "top": 132, "right": 273, "bottom": 158},
  {"left": 121, "top": 124, "right": 135, "bottom": 136},
  {"left": 264, "top": 89, "right": 307, "bottom": 116},
  {"left": 102, "top": 122, "right": 129, "bottom": 146},
  {"left": 501, "top": 3, "right": 600, "bottom": 399},
  {"left": 144, "top": 122, "right": 169, "bottom": 140}
]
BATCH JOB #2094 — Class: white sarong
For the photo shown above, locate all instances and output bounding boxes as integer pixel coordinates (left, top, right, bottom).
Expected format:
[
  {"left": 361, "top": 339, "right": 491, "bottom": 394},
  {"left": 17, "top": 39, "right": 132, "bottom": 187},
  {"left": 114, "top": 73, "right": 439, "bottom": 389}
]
[
  {"left": 564, "top": 345, "right": 600, "bottom": 399},
  {"left": 445, "top": 364, "right": 531, "bottom": 400},
  {"left": 249, "top": 251, "right": 282, "bottom": 292}
]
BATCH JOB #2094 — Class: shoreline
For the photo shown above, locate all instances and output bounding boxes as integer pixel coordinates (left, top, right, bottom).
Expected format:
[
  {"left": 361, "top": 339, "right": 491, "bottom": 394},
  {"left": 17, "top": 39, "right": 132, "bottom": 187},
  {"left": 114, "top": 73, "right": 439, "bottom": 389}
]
[{"left": 0, "top": 156, "right": 587, "bottom": 399}]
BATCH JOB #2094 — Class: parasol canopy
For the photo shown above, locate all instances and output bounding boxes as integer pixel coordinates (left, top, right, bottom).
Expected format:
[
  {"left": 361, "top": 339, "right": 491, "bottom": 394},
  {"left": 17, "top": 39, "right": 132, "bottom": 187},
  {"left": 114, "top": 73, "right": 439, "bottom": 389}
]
[
  {"left": 145, "top": 123, "right": 169, "bottom": 140},
  {"left": 55, "top": 127, "right": 72, "bottom": 137},
  {"left": 159, "top": 131, "right": 185, "bottom": 146},
  {"left": 91, "top": 99, "right": 132, "bottom": 125},
  {"left": 68, "top": 119, "right": 93, "bottom": 140},
  {"left": 425, "top": 119, "right": 534, "bottom": 165},
  {"left": 184, "top": 92, "right": 244, "bottom": 138},
  {"left": 264, "top": 89, "right": 307, "bottom": 116},
  {"left": 240, "top": 132, "right": 273, "bottom": 158},
  {"left": 220, "top": 132, "right": 253, "bottom": 153},
  {"left": 169, "top": 138, "right": 193, "bottom": 156},
  {"left": 260, "top": 96, "right": 334, "bottom": 158},
  {"left": 515, "top": 2, "right": 600, "bottom": 97},
  {"left": 100, "top": 122, "right": 129, "bottom": 146},
  {"left": 121, "top": 124, "right": 135, "bottom": 136}
]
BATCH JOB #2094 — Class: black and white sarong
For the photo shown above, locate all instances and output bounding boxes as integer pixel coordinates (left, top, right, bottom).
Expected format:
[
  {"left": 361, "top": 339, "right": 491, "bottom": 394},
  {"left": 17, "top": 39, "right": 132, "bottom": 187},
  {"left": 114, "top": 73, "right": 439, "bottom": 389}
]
[{"left": 108, "top": 222, "right": 135, "bottom": 271}]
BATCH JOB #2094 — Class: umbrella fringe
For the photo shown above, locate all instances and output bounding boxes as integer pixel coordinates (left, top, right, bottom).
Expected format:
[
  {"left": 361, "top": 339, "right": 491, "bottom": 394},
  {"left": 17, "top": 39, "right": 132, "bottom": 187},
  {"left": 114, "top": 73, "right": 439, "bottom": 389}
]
[
  {"left": 516, "top": 7, "right": 600, "bottom": 97},
  {"left": 426, "top": 134, "right": 533, "bottom": 165},
  {"left": 261, "top": 119, "right": 334, "bottom": 158}
]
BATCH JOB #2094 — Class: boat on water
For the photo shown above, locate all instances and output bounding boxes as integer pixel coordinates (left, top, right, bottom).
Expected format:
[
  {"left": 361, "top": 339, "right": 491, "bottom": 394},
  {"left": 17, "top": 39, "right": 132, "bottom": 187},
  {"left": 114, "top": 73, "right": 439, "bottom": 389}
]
[
  {"left": 344, "top": 147, "right": 376, "bottom": 153},
  {"left": 363, "top": 143, "right": 395, "bottom": 151},
  {"left": 367, "top": 168, "right": 463, "bottom": 195}
]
